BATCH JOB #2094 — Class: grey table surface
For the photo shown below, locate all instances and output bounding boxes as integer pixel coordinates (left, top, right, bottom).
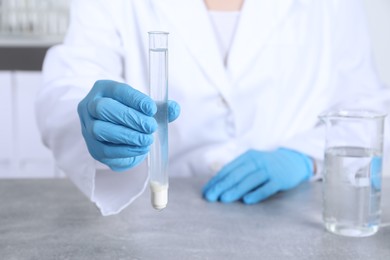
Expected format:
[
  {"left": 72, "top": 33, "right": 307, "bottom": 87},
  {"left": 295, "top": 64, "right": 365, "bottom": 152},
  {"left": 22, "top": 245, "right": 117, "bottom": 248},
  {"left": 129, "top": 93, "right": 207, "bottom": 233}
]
[{"left": 0, "top": 178, "right": 389, "bottom": 260}]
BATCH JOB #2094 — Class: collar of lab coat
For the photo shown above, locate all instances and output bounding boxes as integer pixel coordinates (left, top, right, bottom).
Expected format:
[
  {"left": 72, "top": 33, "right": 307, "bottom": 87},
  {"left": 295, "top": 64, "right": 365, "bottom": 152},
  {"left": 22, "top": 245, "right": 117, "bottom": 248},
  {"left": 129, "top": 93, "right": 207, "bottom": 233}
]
[{"left": 153, "top": 0, "right": 304, "bottom": 93}]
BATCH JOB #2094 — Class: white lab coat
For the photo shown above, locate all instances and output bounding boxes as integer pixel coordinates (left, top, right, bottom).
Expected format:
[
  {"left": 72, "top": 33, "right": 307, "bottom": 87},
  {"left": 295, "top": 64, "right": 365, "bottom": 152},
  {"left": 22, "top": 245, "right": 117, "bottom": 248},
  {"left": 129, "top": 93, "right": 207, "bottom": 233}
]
[{"left": 36, "top": 0, "right": 390, "bottom": 215}]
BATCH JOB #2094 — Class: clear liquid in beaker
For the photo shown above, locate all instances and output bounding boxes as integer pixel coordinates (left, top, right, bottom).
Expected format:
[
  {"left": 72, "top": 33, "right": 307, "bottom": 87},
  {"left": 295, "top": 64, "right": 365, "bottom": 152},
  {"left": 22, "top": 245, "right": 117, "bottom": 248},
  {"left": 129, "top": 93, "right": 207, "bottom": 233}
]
[{"left": 323, "top": 146, "right": 382, "bottom": 237}]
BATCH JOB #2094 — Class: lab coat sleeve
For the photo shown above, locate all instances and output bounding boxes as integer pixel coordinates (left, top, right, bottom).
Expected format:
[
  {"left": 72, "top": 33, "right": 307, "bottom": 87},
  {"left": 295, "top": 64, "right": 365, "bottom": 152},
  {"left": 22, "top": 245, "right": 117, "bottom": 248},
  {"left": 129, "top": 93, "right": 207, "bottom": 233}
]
[
  {"left": 35, "top": 0, "right": 148, "bottom": 216},
  {"left": 279, "top": 0, "right": 390, "bottom": 176}
]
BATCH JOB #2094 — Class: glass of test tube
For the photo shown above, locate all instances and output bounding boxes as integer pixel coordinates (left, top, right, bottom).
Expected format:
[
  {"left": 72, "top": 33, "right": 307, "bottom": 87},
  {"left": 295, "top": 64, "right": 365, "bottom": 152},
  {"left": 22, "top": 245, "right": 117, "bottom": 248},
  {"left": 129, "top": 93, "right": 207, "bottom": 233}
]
[{"left": 148, "top": 31, "right": 169, "bottom": 210}]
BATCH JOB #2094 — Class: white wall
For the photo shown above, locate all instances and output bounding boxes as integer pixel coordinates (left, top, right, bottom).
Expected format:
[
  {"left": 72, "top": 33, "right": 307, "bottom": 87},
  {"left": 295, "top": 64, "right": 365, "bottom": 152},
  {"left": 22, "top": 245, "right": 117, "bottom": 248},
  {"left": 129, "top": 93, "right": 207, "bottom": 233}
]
[
  {"left": 363, "top": 0, "right": 390, "bottom": 176},
  {"left": 0, "top": 72, "right": 14, "bottom": 175},
  {"left": 0, "top": 71, "right": 63, "bottom": 178},
  {"left": 363, "top": 0, "right": 390, "bottom": 88}
]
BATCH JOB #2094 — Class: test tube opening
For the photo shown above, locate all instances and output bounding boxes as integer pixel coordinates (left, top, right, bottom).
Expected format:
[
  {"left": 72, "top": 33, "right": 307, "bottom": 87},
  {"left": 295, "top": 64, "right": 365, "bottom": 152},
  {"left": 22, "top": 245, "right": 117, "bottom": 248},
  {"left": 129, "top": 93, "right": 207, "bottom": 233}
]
[{"left": 148, "top": 31, "right": 169, "bottom": 50}]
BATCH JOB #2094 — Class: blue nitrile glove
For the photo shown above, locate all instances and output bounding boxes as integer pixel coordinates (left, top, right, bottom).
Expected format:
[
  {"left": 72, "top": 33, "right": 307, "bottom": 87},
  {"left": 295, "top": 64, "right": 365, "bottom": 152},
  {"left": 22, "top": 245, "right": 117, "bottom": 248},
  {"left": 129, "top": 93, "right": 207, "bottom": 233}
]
[
  {"left": 77, "top": 80, "right": 180, "bottom": 171},
  {"left": 202, "top": 148, "right": 313, "bottom": 204}
]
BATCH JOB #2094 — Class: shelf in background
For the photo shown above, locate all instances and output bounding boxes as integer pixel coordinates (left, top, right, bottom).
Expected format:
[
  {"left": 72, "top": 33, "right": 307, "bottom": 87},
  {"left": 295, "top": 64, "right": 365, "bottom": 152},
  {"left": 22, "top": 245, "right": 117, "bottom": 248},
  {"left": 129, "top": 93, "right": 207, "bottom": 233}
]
[
  {"left": 0, "top": 46, "right": 50, "bottom": 71},
  {"left": 0, "top": 35, "right": 63, "bottom": 47}
]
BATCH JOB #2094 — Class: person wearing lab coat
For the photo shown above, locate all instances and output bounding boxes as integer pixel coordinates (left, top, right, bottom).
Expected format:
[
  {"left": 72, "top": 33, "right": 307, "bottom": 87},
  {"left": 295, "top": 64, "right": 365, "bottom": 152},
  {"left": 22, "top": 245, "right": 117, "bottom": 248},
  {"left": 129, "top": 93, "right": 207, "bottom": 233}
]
[{"left": 36, "top": 0, "right": 390, "bottom": 216}]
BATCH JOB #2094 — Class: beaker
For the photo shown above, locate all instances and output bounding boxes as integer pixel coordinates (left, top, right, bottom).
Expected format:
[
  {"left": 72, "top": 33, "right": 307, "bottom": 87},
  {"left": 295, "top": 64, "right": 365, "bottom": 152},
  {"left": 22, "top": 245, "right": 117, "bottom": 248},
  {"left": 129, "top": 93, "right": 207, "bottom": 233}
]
[
  {"left": 319, "top": 109, "right": 386, "bottom": 237},
  {"left": 148, "top": 31, "right": 169, "bottom": 211}
]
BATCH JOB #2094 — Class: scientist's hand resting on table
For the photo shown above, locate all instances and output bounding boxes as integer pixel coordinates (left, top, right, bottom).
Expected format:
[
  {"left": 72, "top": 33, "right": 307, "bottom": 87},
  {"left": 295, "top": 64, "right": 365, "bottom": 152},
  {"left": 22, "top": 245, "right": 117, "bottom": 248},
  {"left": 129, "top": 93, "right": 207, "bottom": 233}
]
[{"left": 36, "top": 0, "right": 389, "bottom": 215}]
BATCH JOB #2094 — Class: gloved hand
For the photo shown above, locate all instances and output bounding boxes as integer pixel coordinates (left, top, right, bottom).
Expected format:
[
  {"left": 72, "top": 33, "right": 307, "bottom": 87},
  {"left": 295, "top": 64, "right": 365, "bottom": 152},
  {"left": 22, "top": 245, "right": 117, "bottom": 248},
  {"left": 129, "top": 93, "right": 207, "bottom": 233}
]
[
  {"left": 77, "top": 80, "right": 180, "bottom": 171},
  {"left": 202, "top": 148, "right": 313, "bottom": 204}
]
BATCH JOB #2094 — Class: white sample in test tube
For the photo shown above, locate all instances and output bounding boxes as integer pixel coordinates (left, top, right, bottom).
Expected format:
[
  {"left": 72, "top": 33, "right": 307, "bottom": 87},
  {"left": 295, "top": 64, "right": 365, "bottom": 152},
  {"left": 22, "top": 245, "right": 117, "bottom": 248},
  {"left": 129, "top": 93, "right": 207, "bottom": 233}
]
[{"left": 148, "top": 31, "right": 169, "bottom": 210}]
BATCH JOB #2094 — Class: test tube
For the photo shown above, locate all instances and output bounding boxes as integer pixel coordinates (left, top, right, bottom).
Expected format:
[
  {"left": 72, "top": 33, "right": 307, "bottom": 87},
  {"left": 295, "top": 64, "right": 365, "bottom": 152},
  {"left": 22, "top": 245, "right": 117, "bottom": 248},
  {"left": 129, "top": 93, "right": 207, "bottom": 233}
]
[{"left": 148, "top": 31, "right": 169, "bottom": 210}]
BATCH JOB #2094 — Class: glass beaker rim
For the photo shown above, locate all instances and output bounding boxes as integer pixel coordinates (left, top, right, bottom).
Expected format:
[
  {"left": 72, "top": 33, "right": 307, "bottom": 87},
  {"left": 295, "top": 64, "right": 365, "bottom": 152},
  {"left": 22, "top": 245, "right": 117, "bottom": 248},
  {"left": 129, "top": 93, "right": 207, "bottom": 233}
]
[
  {"left": 319, "top": 109, "right": 387, "bottom": 120},
  {"left": 148, "top": 31, "right": 169, "bottom": 35}
]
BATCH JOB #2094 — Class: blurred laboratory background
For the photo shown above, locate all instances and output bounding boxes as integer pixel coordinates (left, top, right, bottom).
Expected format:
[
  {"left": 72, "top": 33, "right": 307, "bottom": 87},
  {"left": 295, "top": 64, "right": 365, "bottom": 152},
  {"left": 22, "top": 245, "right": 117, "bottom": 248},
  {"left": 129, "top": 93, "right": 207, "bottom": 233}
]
[
  {"left": 0, "top": 0, "right": 389, "bottom": 178},
  {"left": 0, "top": 0, "right": 70, "bottom": 178}
]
